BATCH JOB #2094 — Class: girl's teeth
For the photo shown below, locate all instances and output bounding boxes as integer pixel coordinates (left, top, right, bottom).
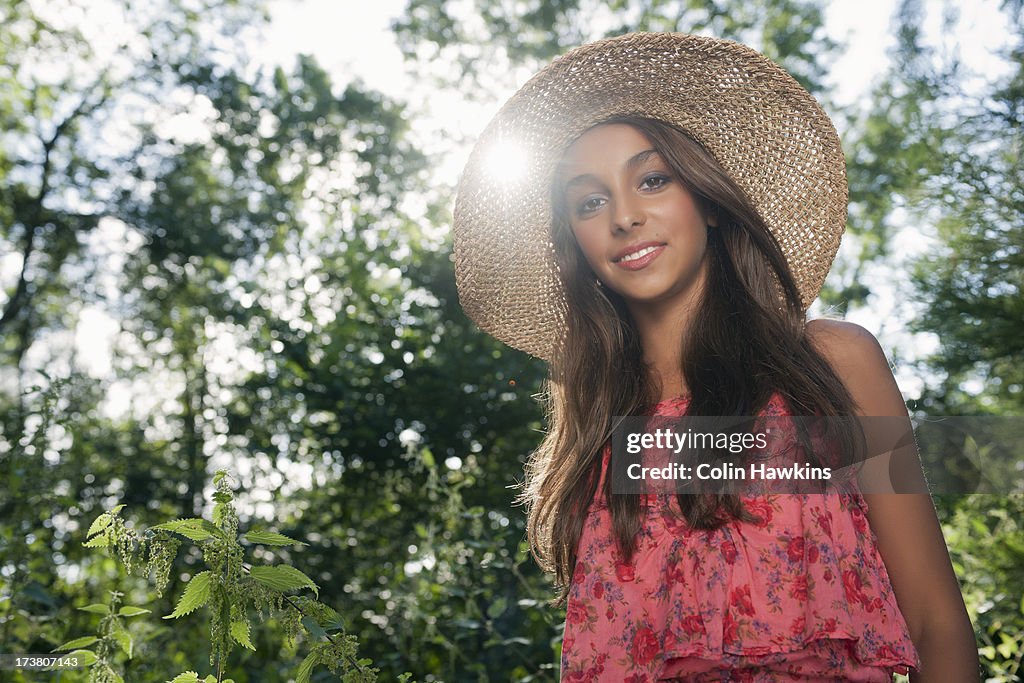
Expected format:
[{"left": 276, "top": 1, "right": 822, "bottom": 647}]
[{"left": 622, "top": 246, "right": 656, "bottom": 262}]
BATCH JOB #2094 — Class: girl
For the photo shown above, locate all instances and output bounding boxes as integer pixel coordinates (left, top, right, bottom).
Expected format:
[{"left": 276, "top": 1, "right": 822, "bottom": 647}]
[{"left": 452, "top": 33, "right": 978, "bottom": 682}]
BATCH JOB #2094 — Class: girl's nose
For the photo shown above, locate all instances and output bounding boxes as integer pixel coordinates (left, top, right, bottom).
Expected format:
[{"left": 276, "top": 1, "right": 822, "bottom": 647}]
[{"left": 613, "top": 198, "right": 645, "bottom": 233}]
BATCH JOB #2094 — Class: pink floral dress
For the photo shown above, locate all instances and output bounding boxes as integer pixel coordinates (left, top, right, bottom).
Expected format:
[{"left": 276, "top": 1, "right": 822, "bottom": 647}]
[{"left": 560, "top": 393, "right": 921, "bottom": 682}]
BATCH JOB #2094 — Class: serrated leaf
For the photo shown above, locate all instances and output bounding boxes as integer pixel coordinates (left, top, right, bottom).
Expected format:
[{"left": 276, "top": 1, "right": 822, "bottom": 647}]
[
  {"left": 150, "top": 519, "right": 223, "bottom": 542},
  {"left": 113, "top": 627, "right": 133, "bottom": 658},
  {"left": 118, "top": 606, "right": 151, "bottom": 617},
  {"left": 204, "top": 676, "right": 217, "bottom": 683},
  {"left": 249, "top": 565, "right": 318, "bottom": 596},
  {"left": 78, "top": 603, "right": 109, "bottom": 614},
  {"left": 321, "top": 605, "right": 344, "bottom": 632},
  {"left": 295, "top": 652, "right": 317, "bottom": 683},
  {"left": 230, "top": 619, "right": 255, "bottom": 650},
  {"left": 69, "top": 650, "right": 98, "bottom": 666},
  {"left": 164, "top": 571, "right": 213, "bottom": 619},
  {"left": 53, "top": 636, "right": 99, "bottom": 651},
  {"left": 166, "top": 672, "right": 200, "bottom": 683},
  {"left": 110, "top": 504, "right": 125, "bottom": 515},
  {"left": 82, "top": 533, "right": 111, "bottom": 548},
  {"left": 86, "top": 514, "right": 112, "bottom": 540},
  {"left": 213, "top": 470, "right": 227, "bottom": 485},
  {"left": 244, "top": 530, "right": 307, "bottom": 546}
]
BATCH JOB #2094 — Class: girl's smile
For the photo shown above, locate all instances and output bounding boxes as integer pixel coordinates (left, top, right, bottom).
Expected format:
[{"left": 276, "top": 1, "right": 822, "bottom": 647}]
[
  {"left": 557, "top": 123, "right": 716, "bottom": 313},
  {"left": 612, "top": 241, "right": 666, "bottom": 269}
]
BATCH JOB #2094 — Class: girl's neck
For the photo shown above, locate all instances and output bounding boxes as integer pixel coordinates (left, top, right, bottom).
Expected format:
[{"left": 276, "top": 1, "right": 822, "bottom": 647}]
[
  {"left": 629, "top": 301, "right": 694, "bottom": 402},
  {"left": 621, "top": 252, "right": 709, "bottom": 402}
]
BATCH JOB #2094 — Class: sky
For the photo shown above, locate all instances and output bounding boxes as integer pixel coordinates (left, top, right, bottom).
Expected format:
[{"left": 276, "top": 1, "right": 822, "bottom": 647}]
[{"left": 6, "top": 0, "right": 1019, "bottom": 419}]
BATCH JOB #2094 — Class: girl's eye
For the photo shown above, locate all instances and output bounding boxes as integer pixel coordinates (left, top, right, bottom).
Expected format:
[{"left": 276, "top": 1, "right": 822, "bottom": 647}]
[
  {"left": 576, "top": 196, "right": 606, "bottom": 216},
  {"left": 641, "top": 174, "right": 670, "bottom": 190}
]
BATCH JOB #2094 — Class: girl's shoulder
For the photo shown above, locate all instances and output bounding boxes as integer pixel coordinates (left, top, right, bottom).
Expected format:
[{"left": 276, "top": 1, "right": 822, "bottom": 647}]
[{"left": 804, "top": 317, "right": 883, "bottom": 359}]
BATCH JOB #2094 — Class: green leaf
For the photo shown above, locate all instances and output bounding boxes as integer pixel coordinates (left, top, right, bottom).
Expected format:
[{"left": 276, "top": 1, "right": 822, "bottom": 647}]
[
  {"left": 301, "top": 615, "right": 326, "bottom": 639},
  {"left": 244, "top": 530, "right": 307, "bottom": 546},
  {"left": 113, "top": 627, "right": 133, "bottom": 658},
  {"left": 321, "top": 606, "right": 345, "bottom": 632},
  {"left": 213, "top": 470, "right": 227, "bottom": 486},
  {"left": 997, "top": 631, "right": 1017, "bottom": 658},
  {"left": 486, "top": 597, "right": 507, "bottom": 619},
  {"left": 166, "top": 672, "right": 200, "bottom": 683},
  {"left": 110, "top": 504, "right": 125, "bottom": 516},
  {"left": 164, "top": 571, "right": 213, "bottom": 619},
  {"left": 118, "top": 606, "right": 151, "bottom": 617},
  {"left": 421, "top": 447, "right": 435, "bottom": 468},
  {"left": 230, "top": 619, "right": 255, "bottom": 650},
  {"left": 77, "top": 603, "right": 109, "bottom": 614},
  {"left": 295, "top": 652, "right": 317, "bottom": 683},
  {"left": 69, "top": 650, "right": 98, "bottom": 667},
  {"left": 151, "top": 519, "right": 224, "bottom": 542},
  {"left": 82, "top": 533, "right": 111, "bottom": 548},
  {"left": 86, "top": 513, "right": 112, "bottom": 540},
  {"left": 204, "top": 676, "right": 217, "bottom": 683},
  {"left": 249, "top": 565, "right": 318, "bottom": 596},
  {"left": 53, "top": 636, "right": 99, "bottom": 651}
]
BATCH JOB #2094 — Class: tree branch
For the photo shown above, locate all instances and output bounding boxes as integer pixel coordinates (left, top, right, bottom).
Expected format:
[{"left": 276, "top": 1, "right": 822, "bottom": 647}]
[{"left": 0, "top": 75, "right": 110, "bottom": 335}]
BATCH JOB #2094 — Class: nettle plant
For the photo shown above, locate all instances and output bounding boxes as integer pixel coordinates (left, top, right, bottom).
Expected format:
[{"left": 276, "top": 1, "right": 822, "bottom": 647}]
[
  {"left": 51, "top": 590, "right": 152, "bottom": 683},
  {"left": 75, "top": 470, "right": 411, "bottom": 683}
]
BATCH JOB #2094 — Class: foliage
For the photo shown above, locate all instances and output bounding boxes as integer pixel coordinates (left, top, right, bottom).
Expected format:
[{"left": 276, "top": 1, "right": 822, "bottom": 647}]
[
  {"left": 50, "top": 590, "right": 151, "bottom": 683},
  {"left": 392, "top": 0, "right": 838, "bottom": 99},
  {"left": 941, "top": 494, "right": 1024, "bottom": 681},
  {"left": 77, "top": 469, "right": 395, "bottom": 683},
  {"left": 845, "top": 0, "right": 1024, "bottom": 676}
]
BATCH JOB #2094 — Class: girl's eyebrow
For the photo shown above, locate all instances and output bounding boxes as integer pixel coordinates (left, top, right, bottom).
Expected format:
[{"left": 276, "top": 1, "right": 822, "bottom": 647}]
[{"left": 561, "top": 148, "right": 661, "bottom": 191}]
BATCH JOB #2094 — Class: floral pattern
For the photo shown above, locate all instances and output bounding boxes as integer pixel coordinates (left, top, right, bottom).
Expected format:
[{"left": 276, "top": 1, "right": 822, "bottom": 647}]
[{"left": 560, "top": 394, "right": 921, "bottom": 681}]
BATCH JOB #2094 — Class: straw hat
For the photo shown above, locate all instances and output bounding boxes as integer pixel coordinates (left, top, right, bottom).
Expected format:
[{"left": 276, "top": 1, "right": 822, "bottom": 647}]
[{"left": 452, "top": 32, "right": 848, "bottom": 360}]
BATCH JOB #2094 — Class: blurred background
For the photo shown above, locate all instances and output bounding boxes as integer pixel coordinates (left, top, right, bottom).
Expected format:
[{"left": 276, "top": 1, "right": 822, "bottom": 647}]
[{"left": 1, "top": 0, "right": 1021, "bottom": 680}]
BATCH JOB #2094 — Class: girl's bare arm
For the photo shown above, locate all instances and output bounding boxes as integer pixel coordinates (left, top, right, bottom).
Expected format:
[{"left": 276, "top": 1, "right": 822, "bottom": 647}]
[{"left": 806, "top": 318, "right": 980, "bottom": 683}]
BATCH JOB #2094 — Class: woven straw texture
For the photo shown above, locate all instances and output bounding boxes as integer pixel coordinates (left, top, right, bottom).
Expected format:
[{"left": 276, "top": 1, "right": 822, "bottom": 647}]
[{"left": 453, "top": 32, "right": 848, "bottom": 360}]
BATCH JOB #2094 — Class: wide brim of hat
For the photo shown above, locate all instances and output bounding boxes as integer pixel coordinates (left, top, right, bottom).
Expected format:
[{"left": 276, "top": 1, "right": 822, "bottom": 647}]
[{"left": 453, "top": 32, "right": 848, "bottom": 361}]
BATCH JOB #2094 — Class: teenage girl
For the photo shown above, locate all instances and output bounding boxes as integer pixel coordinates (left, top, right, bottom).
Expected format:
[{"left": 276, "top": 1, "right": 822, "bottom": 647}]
[{"left": 452, "top": 33, "right": 978, "bottom": 682}]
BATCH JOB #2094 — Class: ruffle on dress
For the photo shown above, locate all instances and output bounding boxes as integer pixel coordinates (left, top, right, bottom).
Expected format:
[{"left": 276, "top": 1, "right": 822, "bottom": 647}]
[{"left": 560, "top": 393, "right": 920, "bottom": 682}]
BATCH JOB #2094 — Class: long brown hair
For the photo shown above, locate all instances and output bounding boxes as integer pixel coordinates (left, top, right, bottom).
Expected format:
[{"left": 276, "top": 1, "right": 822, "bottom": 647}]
[{"left": 516, "top": 115, "right": 861, "bottom": 607}]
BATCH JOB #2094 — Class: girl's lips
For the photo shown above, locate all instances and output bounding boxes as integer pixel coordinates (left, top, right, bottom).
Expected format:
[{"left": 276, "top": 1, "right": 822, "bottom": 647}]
[{"left": 613, "top": 244, "right": 666, "bottom": 271}]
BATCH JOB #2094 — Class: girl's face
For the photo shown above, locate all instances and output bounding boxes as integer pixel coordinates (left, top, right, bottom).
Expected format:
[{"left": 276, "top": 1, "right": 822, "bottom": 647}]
[{"left": 557, "top": 123, "right": 715, "bottom": 315}]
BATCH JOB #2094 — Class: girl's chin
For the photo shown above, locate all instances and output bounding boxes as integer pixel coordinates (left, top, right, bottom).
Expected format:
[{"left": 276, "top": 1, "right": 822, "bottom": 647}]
[{"left": 608, "top": 283, "right": 704, "bottom": 309}]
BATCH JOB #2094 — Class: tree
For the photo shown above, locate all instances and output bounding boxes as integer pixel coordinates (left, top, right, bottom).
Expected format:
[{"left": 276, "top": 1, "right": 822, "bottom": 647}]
[{"left": 846, "top": 1, "right": 1024, "bottom": 677}]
